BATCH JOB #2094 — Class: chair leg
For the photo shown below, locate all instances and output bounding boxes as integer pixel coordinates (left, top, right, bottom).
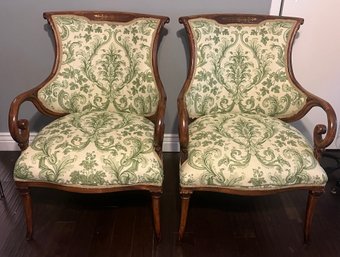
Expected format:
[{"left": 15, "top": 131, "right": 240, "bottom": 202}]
[
  {"left": 304, "top": 190, "right": 323, "bottom": 243},
  {"left": 18, "top": 187, "right": 33, "bottom": 240},
  {"left": 179, "top": 192, "right": 192, "bottom": 240},
  {"left": 151, "top": 192, "right": 161, "bottom": 241},
  {"left": 0, "top": 180, "right": 4, "bottom": 199}
]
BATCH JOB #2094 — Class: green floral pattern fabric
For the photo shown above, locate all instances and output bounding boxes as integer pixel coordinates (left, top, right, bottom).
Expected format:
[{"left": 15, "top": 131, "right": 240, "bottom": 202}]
[
  {"left": 38, "top": 15, "right": 161, "bottom": 116},
  {"left": 14, "top": 111, "right": 163, "bottom": 187},
  {"left": 185, "top": 18, "right": 307, "bottom": 119},
  {"left": 180, "top": 113, "right": 327, "bottom": 189}
]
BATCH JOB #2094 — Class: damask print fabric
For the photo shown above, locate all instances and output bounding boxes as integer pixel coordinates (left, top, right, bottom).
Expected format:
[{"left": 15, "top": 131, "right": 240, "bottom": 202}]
[
  {"left": 185, "top": 18, "right": 307, "bottom": 119},
  {"left": 38, "top": 15, "right": 160, "bottom": 116},
  {"left": 180, "top": 113, "right": 327, "bottom": 189},
  {"left": 14, "top": 111, "right": 163, "bottom": 187}
]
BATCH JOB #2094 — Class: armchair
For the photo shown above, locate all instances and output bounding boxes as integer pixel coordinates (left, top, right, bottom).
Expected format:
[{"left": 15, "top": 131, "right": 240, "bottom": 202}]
[
  {"left": 177, "top": 14, "right": 336, "bottom": 242},
  {"left": 8, "top": 11, "right": 169, "bottom": 240}
]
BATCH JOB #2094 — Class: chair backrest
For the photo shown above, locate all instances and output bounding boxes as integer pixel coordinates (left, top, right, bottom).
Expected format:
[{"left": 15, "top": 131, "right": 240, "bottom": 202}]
[
  {"left": 179, "top": 14, "right": 308, "bottom": 120},
  {"left": 37, "top": 11, "right": 168, "bottom": 117}
]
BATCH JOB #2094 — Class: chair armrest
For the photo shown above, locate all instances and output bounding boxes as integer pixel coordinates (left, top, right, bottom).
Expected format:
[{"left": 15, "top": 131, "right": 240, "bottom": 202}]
[
  {"left": 153, "top": 115, "right": 165, "bottom": 159},
  {"left": 282, "top": 91, "right": 337, "bottom": 160},
  {"left": 8, "top": 87, "right": 55, "bottom": 151},
  {"left": 309, "top": 95, "right": 337, "bottom": 160},
  {"left": 8, "top": 90, "right": 36, "bottom": 150},
  {"left": 153, "top": 93, "right": 166, "bottom": 160},
  {"left": 177, "top": 97, "right": 190, "bottom": 164}
]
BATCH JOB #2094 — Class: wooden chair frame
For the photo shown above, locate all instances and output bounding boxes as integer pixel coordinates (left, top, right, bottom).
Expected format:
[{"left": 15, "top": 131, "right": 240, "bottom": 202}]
[
  {"left": 8, "top": 11, "right": 169, "bottom": 241},
  {"left": 177, "top": 14, "right": 337, "bottom": 243}
]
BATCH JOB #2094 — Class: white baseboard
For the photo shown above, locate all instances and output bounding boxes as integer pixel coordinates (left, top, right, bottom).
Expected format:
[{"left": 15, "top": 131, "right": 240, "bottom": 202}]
[
  {"left": 0, "top": 132, "right": 35, "bottom": 151},
  {"left": 0, "top": 132, "right": 180, "bottom": 152},
  {"left": 162, "top": 133, "right": 180, "bottom": 152}
]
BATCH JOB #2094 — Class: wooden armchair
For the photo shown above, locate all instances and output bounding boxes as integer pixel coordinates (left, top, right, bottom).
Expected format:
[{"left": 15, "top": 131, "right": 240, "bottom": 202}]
[
  {"left": 8, "top": 11, "right": 169, "bottom": 240},
  {"left": 177, "top": 14, "right": 337, "bottom": 242}
]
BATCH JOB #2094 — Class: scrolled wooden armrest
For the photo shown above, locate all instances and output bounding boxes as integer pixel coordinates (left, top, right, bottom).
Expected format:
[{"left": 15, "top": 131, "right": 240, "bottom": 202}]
[
  {"left": 152, "top": 93, "right": 166, "bottom": 160},
  {"left": 310, "top": 96, "right": 337, "bottom": 159},
  {"left": 177, "top": 99, "right": 190, "bottom": 164},
  {"left": 153, "top": 117, "right": 165, "bottom": 159},
  {"left": 8, "top": 90, "right": 37, "bottom": 151}
]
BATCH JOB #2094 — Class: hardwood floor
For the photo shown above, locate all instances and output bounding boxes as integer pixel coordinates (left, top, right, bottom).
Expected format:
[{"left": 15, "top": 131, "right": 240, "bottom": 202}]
[{"left": 1, "top": 151, "right": 340, "bottom": 257}]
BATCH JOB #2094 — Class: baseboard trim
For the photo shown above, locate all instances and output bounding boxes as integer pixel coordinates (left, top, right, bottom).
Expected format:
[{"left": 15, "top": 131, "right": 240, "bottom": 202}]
[
  {"left": 0, "top": 132, "right": 35, "bottom": 151},
  {"left": 0, "top": 132, "right": 180, "bottom": 152},
  {"left": 163, "top": 133, "right": 180, "bottom": 152}
]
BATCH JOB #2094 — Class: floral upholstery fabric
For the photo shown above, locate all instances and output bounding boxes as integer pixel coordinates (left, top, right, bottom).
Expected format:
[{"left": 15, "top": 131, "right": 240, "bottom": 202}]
[
  {"left": 38, "top": 15, "right": 161, "bottom": 116},
  {"left": 185, "top": 18, "right": 307, "bottom": 119},
  {"left": 14, "top": 111, "right": 163, "bottom": 187},
  {"left": 180, "top": 113, "right": 327, "bottom": 189}
]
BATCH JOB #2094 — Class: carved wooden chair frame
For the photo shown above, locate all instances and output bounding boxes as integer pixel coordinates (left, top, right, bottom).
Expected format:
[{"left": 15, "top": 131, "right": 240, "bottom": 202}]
[
  {"left": 8, "top": 11, "right": 170, "bottom": 240},
  {"left": 177, "top": 14, "right": 337, "bottom": 242}
]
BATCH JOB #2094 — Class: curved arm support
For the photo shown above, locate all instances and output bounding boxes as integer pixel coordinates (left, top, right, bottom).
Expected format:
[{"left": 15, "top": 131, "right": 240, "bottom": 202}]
[
  {"left": 153, "top": 115, "right": 165, "bottom": 160},
  {"left": 283, "top": 93, "right": 337, "bottom": 160},
  {"left": 153, "top": 93, "right": 166, "bottom": 160},
  {"left": 309, "top": 96, "right": 337, "bottom": 160},
  {"left": 9, "top": 89, "right": 64, "bottom": 151},
  {"left": 284, "top": 45, "right": 338, "bottom": 160},
  {"left": 178, "top": 98, "right": 189, "bottom": 164},
  {"left": 8, "top": 92, "right": 35, "bottom": 151}
]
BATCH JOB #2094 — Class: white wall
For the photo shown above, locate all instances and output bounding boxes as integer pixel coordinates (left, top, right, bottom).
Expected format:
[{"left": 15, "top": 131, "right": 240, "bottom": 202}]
[
  {"left": 269, "top": 0, "right": 282, "bottom": 15},
  {"left": 281, "top": 0, "right": 340, "bottom": 149}
]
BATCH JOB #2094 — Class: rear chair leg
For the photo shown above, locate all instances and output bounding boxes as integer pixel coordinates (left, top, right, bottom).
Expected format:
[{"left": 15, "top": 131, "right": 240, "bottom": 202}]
[
  {"left": 304, "top": 190, "right": 323, "bottom": 243},
  {"left": 18, "top": 187, "right": 33, "bottom": 240},
  {"left": 179, "top": 192, "right": 192, "bottom": 240},
  {"left": 151, "top": 192, "right": 161, "bottom": 241}
]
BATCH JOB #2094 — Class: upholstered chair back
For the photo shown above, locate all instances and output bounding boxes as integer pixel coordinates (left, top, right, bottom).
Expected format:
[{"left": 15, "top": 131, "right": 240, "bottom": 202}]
[
  {"left": 38, "top": 14, "right": 162, "bottom": 116},
  {"left": 183, "top": 17, "right": 307, "bottom": 119}
]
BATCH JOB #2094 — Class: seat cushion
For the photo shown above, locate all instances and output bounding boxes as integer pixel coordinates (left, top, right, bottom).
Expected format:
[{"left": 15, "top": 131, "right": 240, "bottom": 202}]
[
  {"left": 14, "top": 111, "right": 163, "bottom": 188},
  {"left": 180, "top": 113, "right": 327, "bottom": 190}
]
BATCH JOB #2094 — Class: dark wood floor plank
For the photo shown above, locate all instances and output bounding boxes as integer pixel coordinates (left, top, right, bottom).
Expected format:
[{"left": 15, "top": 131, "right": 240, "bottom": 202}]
[
  {"left": 87, "top": 208, "right": 116, "bottom": 257},
  {"left": 130, "top": 203, "right": 155, "bottom": 257},
  {"left": 108, "top": 206, "right": 137, "bottom": 257},
  {"left": 65, "top": 208, "right": 98, "bottom": 257}
]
